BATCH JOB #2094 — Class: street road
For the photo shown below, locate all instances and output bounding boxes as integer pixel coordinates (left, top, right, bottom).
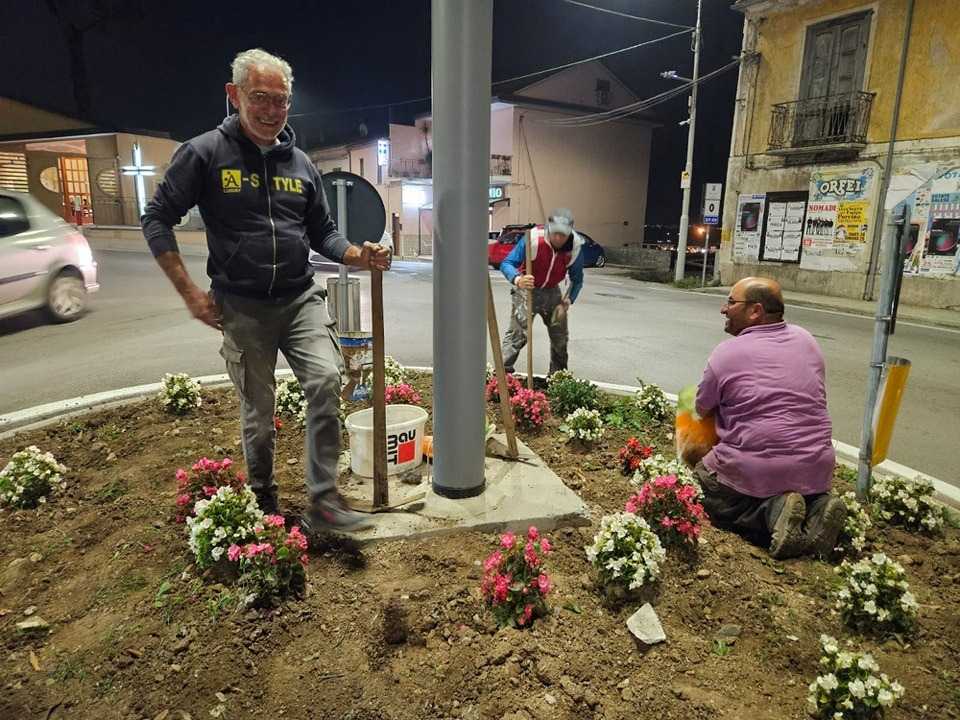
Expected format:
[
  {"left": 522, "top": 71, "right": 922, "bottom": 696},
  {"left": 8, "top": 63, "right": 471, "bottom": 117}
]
[{"left": 1, "top": 249, "right": 957, "bottom": 485}]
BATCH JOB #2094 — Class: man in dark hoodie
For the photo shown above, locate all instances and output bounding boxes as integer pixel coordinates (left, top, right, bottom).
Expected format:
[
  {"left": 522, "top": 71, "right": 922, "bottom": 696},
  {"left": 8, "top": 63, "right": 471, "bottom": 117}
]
[{"left": 142, "top": 48, "right": 390, "bottom": 532}]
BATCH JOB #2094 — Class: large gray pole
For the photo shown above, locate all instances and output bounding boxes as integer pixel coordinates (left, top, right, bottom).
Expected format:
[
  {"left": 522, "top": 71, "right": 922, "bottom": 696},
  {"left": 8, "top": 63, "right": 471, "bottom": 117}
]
[
  {"left": 673, "top": 0, "right": 702, "bottom": 282},
  {"left": 335, "top": 180, "right": 350, "bottom": 332},
  {"left": 431, "top": 0, "right": 492, "bottom": 498}
]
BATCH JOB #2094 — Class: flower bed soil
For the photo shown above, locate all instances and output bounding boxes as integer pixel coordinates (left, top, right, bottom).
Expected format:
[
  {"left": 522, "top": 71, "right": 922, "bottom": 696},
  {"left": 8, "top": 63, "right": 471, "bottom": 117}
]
[{"left": 1, "top": 373, "right": 959, "bottom": 720}]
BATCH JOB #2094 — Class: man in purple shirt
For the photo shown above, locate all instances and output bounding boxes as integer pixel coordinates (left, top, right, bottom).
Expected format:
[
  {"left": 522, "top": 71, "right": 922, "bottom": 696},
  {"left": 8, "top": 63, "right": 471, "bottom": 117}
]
[{"left": 695, "top": 277, "right": 845, "bottom": 559}]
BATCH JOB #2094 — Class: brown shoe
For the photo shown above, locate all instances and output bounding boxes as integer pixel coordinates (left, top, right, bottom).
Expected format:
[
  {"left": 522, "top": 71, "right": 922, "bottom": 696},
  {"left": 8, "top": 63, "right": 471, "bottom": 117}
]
[
  {"left": 769, "top": 493, "right": 807, "bottom": 560},
  {"left": 804, "top": 496, "right": 847, "bottom": 558}
]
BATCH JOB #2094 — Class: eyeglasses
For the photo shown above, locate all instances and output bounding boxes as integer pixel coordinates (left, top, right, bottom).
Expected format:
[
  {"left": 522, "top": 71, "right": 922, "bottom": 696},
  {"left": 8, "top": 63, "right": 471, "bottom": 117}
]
[
  {"left": 723, "top": 298, "right": 752, "bottom": 306},
  {"left": 241, "top": 89, "right": 291, "bottom": 109}
]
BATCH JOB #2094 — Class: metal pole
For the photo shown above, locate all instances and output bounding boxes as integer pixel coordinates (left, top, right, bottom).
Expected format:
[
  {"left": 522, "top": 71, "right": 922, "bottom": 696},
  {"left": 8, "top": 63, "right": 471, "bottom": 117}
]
[
  {"left": 857, "top": 206, "right": 909, "bottom": 498},
  {"left": 862, "top": 0, "right": 914, "bottom": 301},
  {"left": 431, "top": 0, "right": 492, "bottom": 498},
  {"left": 335, "top": 180, "right": 350, "bottom": 333},
  {"left": 673, "top": 0, "right": 702, "bottom": 282}
]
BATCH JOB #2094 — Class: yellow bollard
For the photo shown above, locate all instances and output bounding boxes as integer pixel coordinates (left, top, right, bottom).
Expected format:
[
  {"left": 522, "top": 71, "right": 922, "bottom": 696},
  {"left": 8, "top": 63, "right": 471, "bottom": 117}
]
[{"left": 871, "top": 357, "right": 911, "bottom": 466}]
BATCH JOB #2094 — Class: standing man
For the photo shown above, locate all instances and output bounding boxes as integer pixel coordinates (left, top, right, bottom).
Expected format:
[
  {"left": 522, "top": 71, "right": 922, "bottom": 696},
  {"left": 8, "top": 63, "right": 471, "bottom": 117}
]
[
  {"left": 142, "top": 48, "right": 390, "bottom": 532},
  {"left": 694, "top": 277, "right": 845, "bottom": 559},
  {"left": 500, "top": 208, "right": 584, "bottom": 375}
]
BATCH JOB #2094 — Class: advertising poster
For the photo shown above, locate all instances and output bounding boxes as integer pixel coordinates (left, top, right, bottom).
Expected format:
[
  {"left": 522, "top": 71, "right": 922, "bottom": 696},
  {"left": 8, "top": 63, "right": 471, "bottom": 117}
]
[
  {"left": 897, "top": 167, "right": 960, "bottom": 277},
  {"left": 800, "top": 167, "right": 875, "bottom": 271},
  {"left": 733, "top": 193, "right": 764, "bottom": 263}
]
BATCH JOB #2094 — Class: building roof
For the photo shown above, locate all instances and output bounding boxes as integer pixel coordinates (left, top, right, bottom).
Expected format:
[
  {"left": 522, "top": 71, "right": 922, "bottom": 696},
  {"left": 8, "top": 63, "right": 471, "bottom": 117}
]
[{"left": 0, "top": 97, "right": 171, "bottom": 143}]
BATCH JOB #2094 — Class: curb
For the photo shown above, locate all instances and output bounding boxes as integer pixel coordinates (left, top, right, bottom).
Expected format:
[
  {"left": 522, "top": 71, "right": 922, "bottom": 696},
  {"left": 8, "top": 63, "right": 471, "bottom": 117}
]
[{"left": 1, "top": 368, "right": 956, "bottom": 509}]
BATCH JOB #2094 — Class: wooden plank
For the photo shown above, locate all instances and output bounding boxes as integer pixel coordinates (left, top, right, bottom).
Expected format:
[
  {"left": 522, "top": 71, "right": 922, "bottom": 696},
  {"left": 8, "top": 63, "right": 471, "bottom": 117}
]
[
  {"left": 525, "top": 230, "right": 534, "bottom": 390},
  {"left": 371, "top": 268, "right": 389, "bottom": 507},
  {"left": 486, "top": 274, "right": 519, "bottom": 458}
]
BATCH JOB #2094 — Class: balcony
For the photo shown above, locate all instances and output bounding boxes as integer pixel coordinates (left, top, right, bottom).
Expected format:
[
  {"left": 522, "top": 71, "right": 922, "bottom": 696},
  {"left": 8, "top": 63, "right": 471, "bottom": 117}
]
[
  {"left": 768, "top": 92, "right": 875, "bottom": 158},
  {"left": 389, "top": 154, "right": 512, "bottom": 180}
]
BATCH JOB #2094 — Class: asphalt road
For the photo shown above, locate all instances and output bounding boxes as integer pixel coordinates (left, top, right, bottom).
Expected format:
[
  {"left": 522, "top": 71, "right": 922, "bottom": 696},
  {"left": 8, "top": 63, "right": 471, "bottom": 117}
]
[{"left": 1, "top": 249, "right": 957, "bottom": 486}]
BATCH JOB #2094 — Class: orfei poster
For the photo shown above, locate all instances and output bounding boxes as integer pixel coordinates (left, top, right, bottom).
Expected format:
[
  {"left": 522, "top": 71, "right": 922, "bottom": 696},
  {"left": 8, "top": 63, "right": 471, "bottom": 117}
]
[
  {"left": 800, "top": 167, "right": 875, "bottom": 272},
  {"left": 733, "top": 193, "right": 764, "bottom": 263}
]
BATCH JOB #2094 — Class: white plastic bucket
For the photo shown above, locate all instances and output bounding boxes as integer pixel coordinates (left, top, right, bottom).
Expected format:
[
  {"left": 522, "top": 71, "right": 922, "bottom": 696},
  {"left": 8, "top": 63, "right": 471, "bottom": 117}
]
[{"left": 345, "top": 404, "right": 428, "bottom": 477}]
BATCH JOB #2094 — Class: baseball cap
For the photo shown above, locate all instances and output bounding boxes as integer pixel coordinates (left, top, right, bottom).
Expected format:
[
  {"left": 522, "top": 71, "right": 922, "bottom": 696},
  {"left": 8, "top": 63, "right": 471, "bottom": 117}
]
[{"left": 546, "top": 208, "right": 574, "bottom": 236}]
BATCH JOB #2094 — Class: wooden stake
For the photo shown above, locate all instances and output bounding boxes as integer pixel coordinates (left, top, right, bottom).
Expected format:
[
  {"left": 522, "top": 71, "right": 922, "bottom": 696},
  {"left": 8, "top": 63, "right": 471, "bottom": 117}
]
[
  {"left": 371, "top": 268, "right": 389, "bottom": 508},
  {"left": 525, "top": 232, "right": 534, "bottom": 391},
  {"left": 486, "top": 274, "right": 519, "bottom": 458}
]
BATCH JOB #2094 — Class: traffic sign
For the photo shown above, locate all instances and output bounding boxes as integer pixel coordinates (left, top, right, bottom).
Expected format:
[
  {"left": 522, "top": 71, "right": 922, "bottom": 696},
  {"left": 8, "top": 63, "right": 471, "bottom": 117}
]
[{"left": 703, "top": 182, "right": 722, "bottom": 225}]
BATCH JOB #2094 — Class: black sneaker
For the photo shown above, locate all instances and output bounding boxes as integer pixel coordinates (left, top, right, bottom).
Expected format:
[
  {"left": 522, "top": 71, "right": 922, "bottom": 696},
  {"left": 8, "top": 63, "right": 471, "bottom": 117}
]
[
  {"left": 253, "top": 491, "right": 279, "bottom": 516},
  {"left": 804, "top": 496, "right": 847, "bottom": 558},
  {"left": 768, "top": 493, "right": 807, "bottom": 560},
  {"left": 302, "top": 492, "right": 373, "bottom": 534}
]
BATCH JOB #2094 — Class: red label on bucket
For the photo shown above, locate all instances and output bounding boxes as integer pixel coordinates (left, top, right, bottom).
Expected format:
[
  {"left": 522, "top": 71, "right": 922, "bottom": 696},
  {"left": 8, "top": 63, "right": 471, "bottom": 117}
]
[{"left": 388, "top": 429, "right": 418, "bottom": 465}]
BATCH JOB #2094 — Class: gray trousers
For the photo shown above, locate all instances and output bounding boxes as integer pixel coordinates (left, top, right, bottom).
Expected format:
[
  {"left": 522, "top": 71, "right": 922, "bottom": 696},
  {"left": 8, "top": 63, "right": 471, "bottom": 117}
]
[
  {"left": 694, "top": 461, "right": 831, "bottom": 539},
  {"left": 217, "top": 285, "right": 344, "bottom": 508},
  {"left": 501, "top": 286, "right": 568, "bottom": 375}
]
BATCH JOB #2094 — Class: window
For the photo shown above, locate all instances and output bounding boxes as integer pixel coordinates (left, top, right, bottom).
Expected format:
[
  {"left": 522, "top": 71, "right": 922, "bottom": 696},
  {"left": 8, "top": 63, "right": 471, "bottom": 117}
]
[
  {"left": 0, "top": 195, "right": 30, "bottom": 237},
  {"left": 359, "top": 157, "right": 365, "bottom": 179},
  {"left": 800, "top": 11, "right": 871, "bottom": 101},
  {"left": 595, "top": 79, "right": 611, "bottom": 107},
  {"left": 0, "top": 152, "right": 28, "bottom": 193}
]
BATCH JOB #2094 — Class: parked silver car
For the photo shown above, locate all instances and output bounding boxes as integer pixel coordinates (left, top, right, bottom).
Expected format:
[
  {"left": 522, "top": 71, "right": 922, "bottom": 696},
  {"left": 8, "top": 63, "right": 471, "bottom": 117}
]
[{"left": 0, "top": 190, "right": 99, "bottom": 322}]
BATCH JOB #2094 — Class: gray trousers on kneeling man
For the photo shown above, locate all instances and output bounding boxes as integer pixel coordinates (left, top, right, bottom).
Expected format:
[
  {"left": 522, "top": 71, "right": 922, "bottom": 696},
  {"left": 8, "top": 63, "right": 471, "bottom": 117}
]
[
  {"left": 501, "top": 286, "right": 568, "bottom": 375},
  {"left": 216, "top": 285, "right": 344, "bottom": 510}
]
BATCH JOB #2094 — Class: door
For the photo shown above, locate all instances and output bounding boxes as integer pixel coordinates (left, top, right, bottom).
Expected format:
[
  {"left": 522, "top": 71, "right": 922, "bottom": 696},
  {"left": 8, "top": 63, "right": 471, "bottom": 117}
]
[{"left": 58, "top": 156, "right": 93, "bottom": 224}]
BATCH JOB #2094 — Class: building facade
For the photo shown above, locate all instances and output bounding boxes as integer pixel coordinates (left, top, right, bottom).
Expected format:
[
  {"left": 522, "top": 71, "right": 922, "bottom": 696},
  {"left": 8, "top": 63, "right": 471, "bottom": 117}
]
[
  {"left": 309, "top": 61, "right": 654, "bottom": 259},
  {"left": 720, "top": 0, "right": 960, "bottom": 308}
]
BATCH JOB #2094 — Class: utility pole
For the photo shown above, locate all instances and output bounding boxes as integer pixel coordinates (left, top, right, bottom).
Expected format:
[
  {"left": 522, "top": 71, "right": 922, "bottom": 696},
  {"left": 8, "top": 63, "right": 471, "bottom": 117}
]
[{"left": 673, "top": 0, "right": 702, "bottom": 282}]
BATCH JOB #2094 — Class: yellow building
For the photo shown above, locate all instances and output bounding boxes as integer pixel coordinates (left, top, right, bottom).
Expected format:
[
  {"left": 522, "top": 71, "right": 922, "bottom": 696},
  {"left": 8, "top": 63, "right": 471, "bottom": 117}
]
[{"left": 720, "top": 0, "right": 960, "bottom": 308}]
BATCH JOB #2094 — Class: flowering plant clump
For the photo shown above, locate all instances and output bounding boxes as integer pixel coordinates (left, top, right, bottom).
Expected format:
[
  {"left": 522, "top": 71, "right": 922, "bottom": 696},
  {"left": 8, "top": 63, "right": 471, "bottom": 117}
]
[
  {"left": 187, "top": 485, "right": 263, "bottom": 569},
  {"left": 480, "top": 526, "right": 553, "bottom": 628},
  {"left": 630, "top": 453, "right": 696, "bottom": 487},
  {"left": 0, "top": 446, "right": 67, "bottom": 509},
  {"left": 384, "top": 383, "right": 422, "bottom": 406},
  {"left": 158, "top": 373, "right": 202, "bottom": 415},
  {"left": 835, "top": 491, "right": 872, "bottom": 556},
  {"left": 586, "top": 513, "right": 666, "bottom": 592},
  {"left": 384, "top": 355, "right": 407, "bottom": 386},
  {"left": 546, "top": 370, "right": 602, "bottom": 416},
  {"left": 870, "top": 475, "right": 945, "bottom": 534},
  {"left": 807, "top": 634, "right": 904, "bottom": 719},
  {"left": 625, "top": 474, "right": 706, "bottom": 550},
  {"left": 485, "top": 373, "right": 522, "bottom": 403},
  {"left": 174, "top": 457, "right": 247, "bottom": 523},
  {"left": 560, "top": 408, "right": 605, "bottom": 443},
  {"left": 834, "top": 553, "right": 918, "bottom": 635},
  {"left": 275, "top": 377, "right": 306, "bottom": 426},
  {"left": 634, "top": 380, "right": 671, "bottom": 423},
  {"left": 231, "top": 515, "right": 309, "bottom": 608},
  {"left": 618, "top": 437, "right": 653, "bottom": 476},
  {"left": 510, "top": 389, "right": 550, "bottom": 431}
]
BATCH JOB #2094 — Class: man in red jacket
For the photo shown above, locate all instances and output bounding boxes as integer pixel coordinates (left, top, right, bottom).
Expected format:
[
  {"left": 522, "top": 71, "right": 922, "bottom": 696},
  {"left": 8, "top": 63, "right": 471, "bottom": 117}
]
[{"left": 500, "top": 208, "right": 585, "bottom": 375}]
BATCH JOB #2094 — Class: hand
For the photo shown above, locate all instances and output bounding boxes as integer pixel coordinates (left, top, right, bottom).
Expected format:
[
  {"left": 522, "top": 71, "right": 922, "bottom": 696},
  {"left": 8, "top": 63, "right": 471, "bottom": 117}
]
[
  {"left": 514, "top": 274, "right": 535, "bottom": 290},
  {"left": 182, "top": 286, "right": 222, "bottom": 331},
  {"left": 562, "top": 298, "right": 571, "bottom": 310},
  {"left": 360, "top": 241, "right": 392, "bottom": 271}
]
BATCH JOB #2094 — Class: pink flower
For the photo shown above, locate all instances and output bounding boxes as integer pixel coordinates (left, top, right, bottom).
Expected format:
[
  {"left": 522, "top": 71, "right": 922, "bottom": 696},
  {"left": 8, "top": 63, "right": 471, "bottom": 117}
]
[
  {"left": 500, "top": 532, "right": 516, "bottom": 549},
  {"left": 227, "top": 544, "right": 242, "bottom": 562},
  {"left": 285, "top": 526, "right": 309, "bottom": 552},
  {"left": 624, "top": 496, "right": 639, "bottom": 514},
  {"left": 264, "top": 514, "right": 286, "bottom": 528},
  {"left": 660, "top": 516, "right": 676, "bottom": 528},
  {"left": 536, "top": 574, "right": 551, "bottom": 595},
  {"left": 175, "top": 468, "right": 189, "bottom": 486},
  {"left": 484, "top": 551, "right": 503, "bottom": 573},
  {"left": 493, "top": 574, "right": 511, "bottom": 604},
  {"left": 175, "top": 493, "right": 192, "bottom": 507},
  {"left": 539, "top": 537, "right": 552, "bottom": 554},
  {"left": 300, "top": 553, "right": 309, "bottom": 566},
  {"left": 527, "top": 526, "right": 539, "bottom": 541},
  {"left": 220, "top": 458, "right": 233, "bottom": 470},
  {"left": 202, "top": 485, "right": 217, "bottom": 497},
  {"left": 520, "top": 604, "right": 534, "bottom": 626},
  {"left": 653, "top": 474, "right": 678, "bottom": 488},
  {"left": 524, "top": 542, "right": 540, "bottom": 568}
]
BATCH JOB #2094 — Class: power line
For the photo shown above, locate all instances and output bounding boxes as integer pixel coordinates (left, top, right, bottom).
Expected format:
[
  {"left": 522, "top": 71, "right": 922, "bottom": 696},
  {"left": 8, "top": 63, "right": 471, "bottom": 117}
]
[
  {"left": 289, "top": 27, "right": 693, "bottom": 120},
  {"left": 558, "top": 0, "right": 694, "bottom": 30}
]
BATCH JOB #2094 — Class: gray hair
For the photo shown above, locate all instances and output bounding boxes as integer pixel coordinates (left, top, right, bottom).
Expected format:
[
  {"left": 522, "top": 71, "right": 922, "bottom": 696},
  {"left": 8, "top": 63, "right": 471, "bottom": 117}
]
[{"left": 231, "top": 48, "right": 294, "bottom": 90}]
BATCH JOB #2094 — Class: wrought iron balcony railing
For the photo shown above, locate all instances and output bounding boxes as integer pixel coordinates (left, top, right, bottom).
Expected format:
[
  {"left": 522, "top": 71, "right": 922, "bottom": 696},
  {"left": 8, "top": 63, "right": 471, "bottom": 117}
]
[{"left": 768, "top": 91, "right": 874, "bottom": 151}]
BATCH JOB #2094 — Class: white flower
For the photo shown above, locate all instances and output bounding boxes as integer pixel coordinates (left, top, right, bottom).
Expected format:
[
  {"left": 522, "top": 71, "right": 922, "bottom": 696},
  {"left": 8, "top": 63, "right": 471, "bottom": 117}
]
[
  {"left": 878, "top": 689, "right": 894, "bottom": 706},
  {"left": 848, "top": 679, "right": 866, "bottom": 698},
  {"left": 818, "top": 674, "right": 839, "bottom": 691}
]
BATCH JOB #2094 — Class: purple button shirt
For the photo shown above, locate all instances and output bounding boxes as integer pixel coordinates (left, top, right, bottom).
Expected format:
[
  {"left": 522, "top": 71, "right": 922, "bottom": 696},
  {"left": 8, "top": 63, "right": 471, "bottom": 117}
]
[{"left": 696, "top": 322, "right": 835, "bottom": 498}]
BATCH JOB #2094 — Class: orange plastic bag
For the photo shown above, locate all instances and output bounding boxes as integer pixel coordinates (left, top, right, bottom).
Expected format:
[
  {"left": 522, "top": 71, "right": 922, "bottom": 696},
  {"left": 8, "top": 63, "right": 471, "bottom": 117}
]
[{"left": 675, "top": 385, "right": 718, "bottom": 468}]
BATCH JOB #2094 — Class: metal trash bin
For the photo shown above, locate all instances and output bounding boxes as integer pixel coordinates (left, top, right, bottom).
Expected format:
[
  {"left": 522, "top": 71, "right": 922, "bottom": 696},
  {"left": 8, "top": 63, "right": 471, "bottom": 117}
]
[{"left": 326, "top": 276, "right": 361, "bottom": 334}]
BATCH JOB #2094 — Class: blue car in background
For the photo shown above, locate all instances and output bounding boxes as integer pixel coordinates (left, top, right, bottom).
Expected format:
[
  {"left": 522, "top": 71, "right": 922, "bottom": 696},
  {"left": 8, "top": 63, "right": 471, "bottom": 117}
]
[{"left": 578, "top": 232, "right": 606, "bottom": 268}]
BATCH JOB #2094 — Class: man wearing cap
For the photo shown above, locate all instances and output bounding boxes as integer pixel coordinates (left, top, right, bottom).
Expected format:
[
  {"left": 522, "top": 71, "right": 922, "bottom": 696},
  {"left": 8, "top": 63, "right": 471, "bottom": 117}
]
[{"left": 500, "top": 208, "right": 584, "bottom": 375}]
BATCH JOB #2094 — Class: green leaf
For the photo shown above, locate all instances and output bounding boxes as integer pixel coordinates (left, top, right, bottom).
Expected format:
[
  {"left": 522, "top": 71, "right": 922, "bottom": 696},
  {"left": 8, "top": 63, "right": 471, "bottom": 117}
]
[{"left": 562, "top": 602, "right": 582, "bottom": 614}]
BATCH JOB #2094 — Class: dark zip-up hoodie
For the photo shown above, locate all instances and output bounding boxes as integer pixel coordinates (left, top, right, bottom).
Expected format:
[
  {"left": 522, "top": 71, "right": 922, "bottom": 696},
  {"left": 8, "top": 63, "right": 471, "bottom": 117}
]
[{"left": 142, "top": 114, "right": 350, "bottom": 298}]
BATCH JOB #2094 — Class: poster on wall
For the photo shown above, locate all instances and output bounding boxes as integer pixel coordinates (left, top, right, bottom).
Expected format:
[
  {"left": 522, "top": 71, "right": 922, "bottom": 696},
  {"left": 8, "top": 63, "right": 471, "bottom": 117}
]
[
  {"left": 733, "top": 193, "right": 765, "bottom": 263},
  {"left": 800, "top": 167, "right": 875, "bottom": 272},
  {"left": 896, "top": 167, "right": 960, "bottom": 277},
  {"left": 759, "top": 191, "right": 807, "bottom": 263}
]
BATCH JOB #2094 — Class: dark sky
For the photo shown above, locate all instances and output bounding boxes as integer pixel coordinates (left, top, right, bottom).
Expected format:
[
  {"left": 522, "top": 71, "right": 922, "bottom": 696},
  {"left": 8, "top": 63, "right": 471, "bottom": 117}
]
[{"left": 0, "top": 0, "right": 743, "bottom": 227}]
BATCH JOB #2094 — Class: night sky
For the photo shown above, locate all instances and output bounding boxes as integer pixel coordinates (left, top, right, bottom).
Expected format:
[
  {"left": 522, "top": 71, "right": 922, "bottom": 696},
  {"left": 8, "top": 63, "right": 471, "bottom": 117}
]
[{"left": 0, "top": 0, "right": 743, "bottom": 228}]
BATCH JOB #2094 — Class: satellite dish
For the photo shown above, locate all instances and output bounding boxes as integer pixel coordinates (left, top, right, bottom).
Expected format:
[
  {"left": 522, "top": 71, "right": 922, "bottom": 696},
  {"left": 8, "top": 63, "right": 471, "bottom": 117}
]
[{"left": 321, "top": 170, "right": 386, "bottom": 246}]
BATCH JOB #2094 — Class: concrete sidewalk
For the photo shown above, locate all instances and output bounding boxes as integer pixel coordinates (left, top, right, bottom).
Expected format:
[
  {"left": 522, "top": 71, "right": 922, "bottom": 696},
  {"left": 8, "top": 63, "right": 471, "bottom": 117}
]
[{"left": 691, "top": 284, "right": 960, "bottom": 330}]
